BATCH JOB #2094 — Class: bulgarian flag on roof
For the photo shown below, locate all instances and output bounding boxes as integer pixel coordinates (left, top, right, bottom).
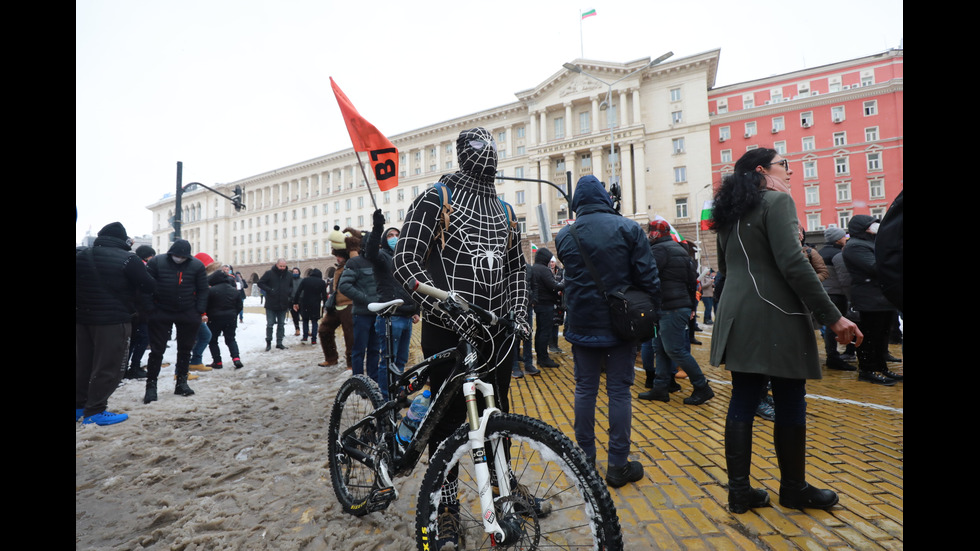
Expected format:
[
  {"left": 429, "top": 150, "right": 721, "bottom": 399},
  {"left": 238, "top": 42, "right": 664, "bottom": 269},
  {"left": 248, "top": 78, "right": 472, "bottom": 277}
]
[
  {"left": 653, "top": 215, "right": 685, "bottom": 242},
  {"left": 700, "top": 200, "right": 714, "bottom": 230},
  {"left": 581, "top": 9, "right": 597, "bottom": 19}
]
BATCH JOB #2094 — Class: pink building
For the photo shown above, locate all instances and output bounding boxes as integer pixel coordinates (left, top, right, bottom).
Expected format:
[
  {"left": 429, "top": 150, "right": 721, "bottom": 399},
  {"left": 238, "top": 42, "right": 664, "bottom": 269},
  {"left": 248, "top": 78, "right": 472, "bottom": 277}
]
[{"left": 708, "top": 49, "right": 903, "bottom": 231}]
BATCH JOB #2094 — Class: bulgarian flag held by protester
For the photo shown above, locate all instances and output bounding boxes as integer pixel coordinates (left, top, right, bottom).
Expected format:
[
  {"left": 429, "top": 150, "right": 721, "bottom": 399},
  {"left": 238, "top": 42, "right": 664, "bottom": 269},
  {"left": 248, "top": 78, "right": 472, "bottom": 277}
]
[
  {"left": 653, "top": 215, "right": 684, "bottom": 242},
  {"left": 700, "top": 200, "right": 714, "bottom": 230},
  {"left": 329, "top": 77, "right": 399, "bottom": 191},
  {"left": 581, "top": 9, "right": 597, "bottom": 19},
  {"left": 530, "top": 243, "right": 539, "bottom": 254}
]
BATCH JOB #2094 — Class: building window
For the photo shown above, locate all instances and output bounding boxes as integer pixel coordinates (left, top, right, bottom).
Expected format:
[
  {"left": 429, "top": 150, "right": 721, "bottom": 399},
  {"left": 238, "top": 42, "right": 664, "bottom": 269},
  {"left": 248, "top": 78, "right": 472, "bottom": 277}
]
[
  {"left": 579, "top": 111, "right": 590, "bottom": 134},
  {"left": 515, "top": 167, "right": 524, "bottom": 178},
  {"left": 806, "top": 213, "right": 821, "bottom": 231},
  {"left": 675, "top": 197, "right": 689, "bottom": 218},
  {"left": 805, "top": 186, "right": 820, "bottom": 205},
  {"left": 803, "top": 160, "right": 817, "bottom": 179},
  {"left": 835, "top": 157, "right": 849, "bottom": 175},
  {"left": 833, "top": 132, "right": 847, "bottom": 146},
  {"left": 744, "top": 121, "right": 757, "bottom": 137},
  {"left": 497, "top": 131, "right": 506, "bottom": 143},
  {"left": 580, "top": 153, "right": 592, "bottom": 168},
  {"left": 865, "top": 127, "right": 879, "bottom": 142},
  {"left": 836, "top": 182, "right": 851, "bottom": 202},
  {"left": 861, "top": 73, "right": 875, "bottom": 87},
  {"left": 797, "top": 82, "right": 810, "bottom": 97},
  {"left": 869, "top": 178, "right": 885, "bottom": 199},
  {"left": 717, "top": 99, "right": 728, "bottom": 114},
  {"left": 770, "top": 88, "right": 783, "bottom": 103},
  {"left": 743, "top": 94, "right": 754, "bottom": 109},
  {"left": 516, "top": 145, "right": 525, "bottom": 155},
  {"left": 671, "top": 111, "right": 683, "bottom": 124},
  {"left": 773, "top": 141, "right": 786, "bottom": 154},
  {"left": 554, "top": 117, "right": 565, "bottom": 139},
  {"left": 345, "top": 199, "right": 352, "bottom": 211},
  {"left": 867, "top": 152, "right": 882, "bottom": 171},
  {"left": 515, "top": 190, "right": 525, "bottom": 204},
  {"left": 832, "top": 106, "right": 845, "bottom": 123},
  {"left": 446, "top": 161, "right": 453, "bottom": 169},
  {"left": 801, "top": 111, "right": 814, "bottom": 127},
  {"left": 516, "top": 126, "right": 525, "bottom": 138},
  {"left": 674, "top": 166, "right": 687, "bottom": 183},
  {"left": 863, "top": 100, "right": 878, "bottom": 116},
  {"left": 802, "top": 136, "right": 815, "bottom": 151},
  {"left": 672, "top": 138, "right": 685, "bottom": 154},
  {"left": 838, "top": 210, "right": 852, "bottom": 229},
  {"left": 721, "top": 149, "right": 732, "bottom": 163},
  {"left": 772, "top": 116, "right": 785, "bottom": 132},
  {"left": 669, "top": 87, "right": 681, "bottom": 102},
  {"left": 357, "top": 197, "right": 364, "bottom": 208},
  {"left": 719, "top": 126, "right": 731, "bottom": 141},
  {"left": 397, "top": 209, "right": 405, "bottom": 221}
]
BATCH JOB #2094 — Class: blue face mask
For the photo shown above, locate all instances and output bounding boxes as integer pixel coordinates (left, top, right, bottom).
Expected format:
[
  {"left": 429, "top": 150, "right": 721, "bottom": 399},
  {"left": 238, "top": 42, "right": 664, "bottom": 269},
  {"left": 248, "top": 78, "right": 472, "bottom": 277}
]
[{"left": 387, "top": 237, "right": 398, "bottom": 249}]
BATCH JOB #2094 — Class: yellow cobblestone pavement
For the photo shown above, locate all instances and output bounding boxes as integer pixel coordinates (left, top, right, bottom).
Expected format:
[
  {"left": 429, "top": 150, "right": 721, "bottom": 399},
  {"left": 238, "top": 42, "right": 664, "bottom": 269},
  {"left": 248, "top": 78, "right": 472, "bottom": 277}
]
[{"left": 503, "top": 323, "right": 903, "bottom": 551}]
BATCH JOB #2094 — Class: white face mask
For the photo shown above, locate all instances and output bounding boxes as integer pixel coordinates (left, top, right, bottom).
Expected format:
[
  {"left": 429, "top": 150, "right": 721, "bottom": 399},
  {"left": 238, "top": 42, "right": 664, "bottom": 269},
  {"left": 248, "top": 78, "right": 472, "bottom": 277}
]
[
  {"left": 868, "top": 222, "right": 880, "bottom": 234},
  {"left": 172, "top": 255, "right": 188, "bottom": 264}
]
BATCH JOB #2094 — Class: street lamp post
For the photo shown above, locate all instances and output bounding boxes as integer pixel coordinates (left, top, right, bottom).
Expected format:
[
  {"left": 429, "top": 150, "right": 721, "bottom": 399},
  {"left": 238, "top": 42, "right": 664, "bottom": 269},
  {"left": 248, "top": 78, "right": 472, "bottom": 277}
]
[{"left": 563, "top": 52, "right": 673, "bottom": 212}]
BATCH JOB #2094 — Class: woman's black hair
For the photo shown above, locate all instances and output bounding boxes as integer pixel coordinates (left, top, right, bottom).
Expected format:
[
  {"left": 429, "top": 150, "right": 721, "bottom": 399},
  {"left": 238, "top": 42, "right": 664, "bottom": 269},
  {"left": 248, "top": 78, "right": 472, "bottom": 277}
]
[{"left": 711, "top": 148, "right": 779, "bottom": 232}]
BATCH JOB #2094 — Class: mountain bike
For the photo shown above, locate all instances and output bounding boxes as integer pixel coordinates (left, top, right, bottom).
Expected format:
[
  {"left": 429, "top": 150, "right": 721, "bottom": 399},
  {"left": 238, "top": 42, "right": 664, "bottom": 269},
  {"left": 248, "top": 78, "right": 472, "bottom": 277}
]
[{"left": 327, "top": 279, "right": 623, "bottom": 550}]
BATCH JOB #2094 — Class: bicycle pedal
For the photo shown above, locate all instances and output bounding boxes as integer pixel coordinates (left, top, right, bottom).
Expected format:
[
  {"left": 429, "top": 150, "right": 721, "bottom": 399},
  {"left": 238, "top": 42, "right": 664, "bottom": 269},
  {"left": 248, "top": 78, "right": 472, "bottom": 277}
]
[{"left": 366, "top": 486, "right": 397, "bottom": 512}]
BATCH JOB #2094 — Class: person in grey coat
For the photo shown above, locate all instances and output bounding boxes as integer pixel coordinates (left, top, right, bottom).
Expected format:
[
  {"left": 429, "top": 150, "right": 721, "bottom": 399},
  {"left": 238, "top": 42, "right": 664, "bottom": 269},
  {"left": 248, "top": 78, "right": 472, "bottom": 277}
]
[{"left": 710, "top": 149, "right": 861, "bottom": 514}]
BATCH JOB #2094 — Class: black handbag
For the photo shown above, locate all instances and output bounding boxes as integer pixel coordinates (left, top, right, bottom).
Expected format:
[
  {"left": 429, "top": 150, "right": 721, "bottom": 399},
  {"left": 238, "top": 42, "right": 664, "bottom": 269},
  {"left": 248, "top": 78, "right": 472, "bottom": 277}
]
[{"left": 568, "top": 225, "right": 659, "bottom": 342}]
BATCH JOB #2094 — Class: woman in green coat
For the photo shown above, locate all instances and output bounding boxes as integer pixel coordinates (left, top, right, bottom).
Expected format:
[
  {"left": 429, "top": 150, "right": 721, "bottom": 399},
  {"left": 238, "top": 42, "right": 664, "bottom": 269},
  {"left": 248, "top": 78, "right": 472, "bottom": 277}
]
[{"left": 709, "top": 148, "right": 862, "bottom": 514}]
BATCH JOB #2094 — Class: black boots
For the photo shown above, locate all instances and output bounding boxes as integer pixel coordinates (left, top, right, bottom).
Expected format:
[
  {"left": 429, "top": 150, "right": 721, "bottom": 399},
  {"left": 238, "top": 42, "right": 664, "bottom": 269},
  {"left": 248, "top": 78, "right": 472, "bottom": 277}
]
[
  {"left": 174, "top": 374, "right": 195, "bottom": 397},
  {"left": 683, "top": 383, "right": 715, "bottom": 405},
  {"left": 143, "top": 378, "right": 158, "bottom": 404},
  {"left": 265, "top": 340, "right": 272, "bottom": 352},
  {"left": 605, "top": 461, "right": 643, "bottom": 488},
  {"left": 725, "top": 420, "right": 771, "bottom": 513},
  {"left": 774, "top": 425, "right": 838, "bottom": 510},
  {"left": 638, "top": 386, "right": 669, "bottom": 402}
]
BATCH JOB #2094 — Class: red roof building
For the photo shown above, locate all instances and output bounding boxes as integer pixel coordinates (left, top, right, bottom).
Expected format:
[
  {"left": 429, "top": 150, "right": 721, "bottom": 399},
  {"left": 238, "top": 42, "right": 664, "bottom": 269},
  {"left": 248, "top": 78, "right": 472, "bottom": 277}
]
[{"left": 708, "top": 49, "right": 903, "bottom": 231}]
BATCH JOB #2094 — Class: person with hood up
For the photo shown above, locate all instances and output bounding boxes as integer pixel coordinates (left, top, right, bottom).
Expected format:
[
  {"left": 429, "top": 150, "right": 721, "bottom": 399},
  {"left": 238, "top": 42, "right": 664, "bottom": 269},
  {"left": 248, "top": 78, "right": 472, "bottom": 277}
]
[
  {"left": 555, "top": 175, "right": 661, "bottom": 488},
  {"left": 76, "top": 222, "right": 156, "bottom": 425},
  {"left": 124, "top": 244, "right": 157, "bottom": 380},
  {"left": 842, "top": 214, "right": 902, "bottom": 385},
  {"left": 293, "top": 268, "right": 327, "bottom": 345},
  {"left": 206, "top": 268, "right": 245, "bottom": 369},
  {"left": 530, "top": 247, "right": 564, "bottom": 368},
  {"left": 143, "top": 239, "right": 209, "bottom": 403},
  {"left": 367, "top": 209, "right": 420, "bottom": 399},
  {"left": 289, "top": 267, "right": 303, "bottom": 336},
  {"left": 393, "top": 127, "right": 531, "bottom": 549}
]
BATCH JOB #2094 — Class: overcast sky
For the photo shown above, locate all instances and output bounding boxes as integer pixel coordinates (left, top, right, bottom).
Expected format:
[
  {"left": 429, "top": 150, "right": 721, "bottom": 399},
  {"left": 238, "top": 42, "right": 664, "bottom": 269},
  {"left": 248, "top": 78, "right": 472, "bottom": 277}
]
[{"left": 76, "top": 0, "right": 902, "bottom": 244}]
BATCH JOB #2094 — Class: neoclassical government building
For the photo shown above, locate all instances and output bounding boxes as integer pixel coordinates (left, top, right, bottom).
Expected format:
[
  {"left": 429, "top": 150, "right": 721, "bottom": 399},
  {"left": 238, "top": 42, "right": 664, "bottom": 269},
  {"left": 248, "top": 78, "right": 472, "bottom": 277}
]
[{"left": 148, "top": 48, "right": 902, "bottom": 280}]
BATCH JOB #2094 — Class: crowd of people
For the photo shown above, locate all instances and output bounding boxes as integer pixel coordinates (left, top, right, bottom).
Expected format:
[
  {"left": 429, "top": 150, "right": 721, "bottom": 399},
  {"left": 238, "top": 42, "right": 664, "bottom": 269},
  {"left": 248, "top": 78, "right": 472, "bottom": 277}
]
[{"left": 77, "top": 133, "right": 901, "bottom": 539}]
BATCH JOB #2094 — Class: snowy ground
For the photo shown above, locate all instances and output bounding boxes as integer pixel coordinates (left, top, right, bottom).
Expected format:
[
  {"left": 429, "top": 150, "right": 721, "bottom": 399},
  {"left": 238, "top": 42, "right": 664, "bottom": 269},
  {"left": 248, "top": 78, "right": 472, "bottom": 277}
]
[{"left": 76, "top": 296, "right": 421, "bottom": 550}]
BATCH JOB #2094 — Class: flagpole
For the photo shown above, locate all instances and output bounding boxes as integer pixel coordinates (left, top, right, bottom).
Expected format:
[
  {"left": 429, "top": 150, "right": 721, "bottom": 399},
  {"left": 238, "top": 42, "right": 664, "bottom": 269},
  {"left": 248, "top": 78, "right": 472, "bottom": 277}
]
[
  {"left": 352, "top": 150, "right": 380, "bottom": 211},
  {"left": 579, "top": 11, "right": 584, "bottom": 58}
]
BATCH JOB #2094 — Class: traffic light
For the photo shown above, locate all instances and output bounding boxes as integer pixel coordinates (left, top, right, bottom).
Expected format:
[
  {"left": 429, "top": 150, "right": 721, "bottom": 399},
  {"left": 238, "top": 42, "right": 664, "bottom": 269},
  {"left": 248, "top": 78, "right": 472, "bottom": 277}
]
[{"left": 232, "top": 185, "right": 244, "bottom": 212}]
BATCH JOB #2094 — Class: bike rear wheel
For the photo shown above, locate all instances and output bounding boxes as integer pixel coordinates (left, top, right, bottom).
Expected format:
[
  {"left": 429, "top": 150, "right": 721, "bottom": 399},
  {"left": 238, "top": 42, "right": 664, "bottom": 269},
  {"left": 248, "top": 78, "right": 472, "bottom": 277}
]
[
  {"left": 327, "top": 374, "right": 387, "bottom": 516},
  {"left": 415, "top": 413, "right": 623, "bottom": 551}
]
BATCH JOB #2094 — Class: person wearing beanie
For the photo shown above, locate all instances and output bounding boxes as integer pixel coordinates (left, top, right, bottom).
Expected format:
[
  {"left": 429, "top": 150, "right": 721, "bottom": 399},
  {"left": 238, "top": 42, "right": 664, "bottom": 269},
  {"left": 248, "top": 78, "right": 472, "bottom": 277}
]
[
  {"left": 642, "top": 218, "right": 714, "bottom": 406},
  {"left": 125, "top": 245, "right": 157, "bottom": 380},
  {"left": 318, "top": 227, "right": 356, "bottom": 367},
  {"left": 842, "top": 215, "right": 902, "bottom": 385},
  {"left": 76, "top": 222, "right": 156, "bottom": 425},
  {"left": 206, "top": 268, "right": 245, "bottom": 370},
  {"left": 143, "top": 239, "right": 210, "bottom": 403},
  {"left": 817, "top": 227, "right": 856, "bottom": 371},
  {"left": 257, "top": 258, "right": 293, "bottom": 351}
]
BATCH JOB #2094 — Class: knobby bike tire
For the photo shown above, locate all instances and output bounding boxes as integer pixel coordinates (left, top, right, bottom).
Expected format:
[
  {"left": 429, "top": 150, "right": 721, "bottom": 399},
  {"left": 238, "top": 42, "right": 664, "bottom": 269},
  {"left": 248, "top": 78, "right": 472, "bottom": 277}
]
[
  {"left": 327, "top": 374, "right": 386, "bottom": 517},
  {"left": 415, "top": 413, "right": 623, "bottom": 551}
]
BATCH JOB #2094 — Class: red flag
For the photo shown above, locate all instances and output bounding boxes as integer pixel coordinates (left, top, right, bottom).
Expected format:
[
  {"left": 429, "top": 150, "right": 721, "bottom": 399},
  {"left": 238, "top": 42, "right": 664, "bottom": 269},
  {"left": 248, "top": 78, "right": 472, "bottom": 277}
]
[{"left": 330, "top": 77, "right": 399, "bottom": 191}]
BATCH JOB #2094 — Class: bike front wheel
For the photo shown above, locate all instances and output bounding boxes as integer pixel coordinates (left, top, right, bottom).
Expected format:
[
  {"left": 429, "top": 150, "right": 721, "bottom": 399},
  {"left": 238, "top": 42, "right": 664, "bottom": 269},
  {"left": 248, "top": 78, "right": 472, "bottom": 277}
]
[
  {"left": 327, "top": 374, "right": 387, "bottom": 516},
  {"left": 415, "top": 413, "right": 623, "bottom": 551}
]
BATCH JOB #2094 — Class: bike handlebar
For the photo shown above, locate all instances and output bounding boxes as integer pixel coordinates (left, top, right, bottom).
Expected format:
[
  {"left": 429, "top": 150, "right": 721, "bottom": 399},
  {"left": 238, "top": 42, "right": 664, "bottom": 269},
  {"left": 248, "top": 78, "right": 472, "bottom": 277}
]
[{"left": 408, "top": 278, "right": 502, "bottom": 328}]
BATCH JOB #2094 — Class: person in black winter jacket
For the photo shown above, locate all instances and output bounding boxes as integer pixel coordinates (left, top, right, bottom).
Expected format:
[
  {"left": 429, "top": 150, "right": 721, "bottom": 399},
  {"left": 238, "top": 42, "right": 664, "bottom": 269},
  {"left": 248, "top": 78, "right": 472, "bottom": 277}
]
[
  {"left": 258, "top": 259, "right": 293, "bottom": 351},
  {"left": 293, "top": 268, "right": 328, "bottom": 345},
  {"left": 144, "top": 239, "right": 209, "bottom": 403},
  {"left": 530, "top": 247, "right": 564, "bottom": 368},
  {"left": 642, "top": 220, "right": 714, "bottom": 405},
  {"left": 76, "top": 222, "right": 155, "bottom": 425},
  {"left": 207, "top": 270, "right": 245, "bottom": 369},
  {"left": 367, "top": 210, "right": 420, "bottom": 398},
  {"left": 842, "top": 215, "right": 902, "bottom": 385}
]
